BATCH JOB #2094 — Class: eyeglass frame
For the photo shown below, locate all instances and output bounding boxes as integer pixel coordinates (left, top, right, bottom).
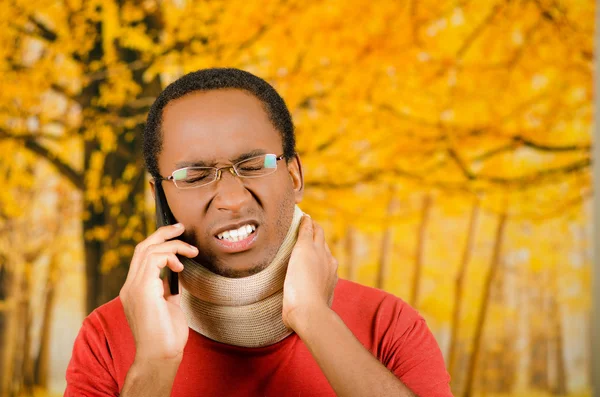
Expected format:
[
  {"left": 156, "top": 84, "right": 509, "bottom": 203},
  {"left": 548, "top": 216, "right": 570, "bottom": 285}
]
[{"left": 155, "top": 153, "right": 287, "bottom": 189}]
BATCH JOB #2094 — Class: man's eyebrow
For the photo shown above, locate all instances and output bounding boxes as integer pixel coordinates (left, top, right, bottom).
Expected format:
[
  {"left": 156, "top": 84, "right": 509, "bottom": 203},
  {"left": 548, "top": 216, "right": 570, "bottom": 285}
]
[
  {"left": 174, "top": 159, "right": 216, "bottom": 168},
  {"left": 231, "top": 149, "right": 267, "bottom": 163},
  {"left": 174, "top": 149, "right": 268, "bottom": 169}
]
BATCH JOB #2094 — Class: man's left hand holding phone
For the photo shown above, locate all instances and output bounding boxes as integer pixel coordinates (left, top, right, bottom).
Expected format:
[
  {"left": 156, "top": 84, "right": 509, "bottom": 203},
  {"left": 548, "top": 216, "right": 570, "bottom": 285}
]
[{"left": 117, "top": 181, "right": 196, "bottom": 396}]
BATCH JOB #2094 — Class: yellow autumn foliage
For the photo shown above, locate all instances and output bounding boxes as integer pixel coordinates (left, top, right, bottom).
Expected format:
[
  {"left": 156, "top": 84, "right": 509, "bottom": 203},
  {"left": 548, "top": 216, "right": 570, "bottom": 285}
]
[{"left": 0, "top": 0, "right": 593, "bottom": 396}]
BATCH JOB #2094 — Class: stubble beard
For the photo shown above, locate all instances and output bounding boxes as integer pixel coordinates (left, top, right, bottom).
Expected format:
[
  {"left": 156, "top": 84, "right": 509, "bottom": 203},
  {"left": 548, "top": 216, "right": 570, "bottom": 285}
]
[{"left": 183, "top": 195, "right": 296, "bottom": 278}]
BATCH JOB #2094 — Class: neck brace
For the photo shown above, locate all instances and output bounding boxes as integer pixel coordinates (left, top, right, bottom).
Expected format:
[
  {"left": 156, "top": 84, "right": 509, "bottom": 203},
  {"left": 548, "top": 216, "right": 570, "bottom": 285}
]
[{"left": 178, "top": 205, "right": 304, "bottom": 348}]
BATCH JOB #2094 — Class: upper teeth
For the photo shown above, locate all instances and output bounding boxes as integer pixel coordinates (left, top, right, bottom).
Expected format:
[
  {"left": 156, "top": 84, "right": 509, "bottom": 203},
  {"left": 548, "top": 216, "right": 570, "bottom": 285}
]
[{"left": 217, "top": 224, "right": 256, "bottom": 242}]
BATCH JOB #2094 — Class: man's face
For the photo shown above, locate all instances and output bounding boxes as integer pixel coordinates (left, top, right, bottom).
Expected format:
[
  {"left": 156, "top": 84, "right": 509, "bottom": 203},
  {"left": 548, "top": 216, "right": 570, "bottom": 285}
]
[{"left": 154, "top": 89, "right": 303, "bottom": 277}]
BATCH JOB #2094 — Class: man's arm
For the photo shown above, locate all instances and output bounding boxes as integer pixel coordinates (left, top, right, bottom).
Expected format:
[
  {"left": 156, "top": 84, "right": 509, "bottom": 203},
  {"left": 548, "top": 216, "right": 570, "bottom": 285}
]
[
  {"left": 65, "top": 224, "right": 197, "bottom": 396},
  {"left": 290, "top": 304, "right": 417, "bottom": 397},
  {"left": 120, "top": 358, "right": 181, "bottom": 396},
  {"left": 64, "top": 314, "right": 120, "bottom": 397},
  {"left": 283, "top": 216, "right": 451, "bottom": 397},
  {"left": 64, "top": 316, "right": 183, "bottom": 397}
]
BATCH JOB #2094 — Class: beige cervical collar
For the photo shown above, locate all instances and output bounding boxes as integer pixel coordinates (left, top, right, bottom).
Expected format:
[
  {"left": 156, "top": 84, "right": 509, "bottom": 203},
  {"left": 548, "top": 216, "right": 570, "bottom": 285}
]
[{"left": 179, "top": 205, "right": 304, "bottom": 348}]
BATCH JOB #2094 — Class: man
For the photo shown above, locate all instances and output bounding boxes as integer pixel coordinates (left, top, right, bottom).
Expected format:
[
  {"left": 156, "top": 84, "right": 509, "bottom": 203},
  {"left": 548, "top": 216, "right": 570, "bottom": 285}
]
[{"left": 65, "top": 68, "right": 452, "bottom": 396}]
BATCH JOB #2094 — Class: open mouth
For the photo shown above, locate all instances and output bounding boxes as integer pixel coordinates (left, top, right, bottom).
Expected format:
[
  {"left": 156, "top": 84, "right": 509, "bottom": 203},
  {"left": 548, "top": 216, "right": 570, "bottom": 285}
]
[
  {"left": 214, "top": 223, "right": 259, "bottom": 253},
  {"left": 216, "top": 223, "right": 257, "bottom": 242}
]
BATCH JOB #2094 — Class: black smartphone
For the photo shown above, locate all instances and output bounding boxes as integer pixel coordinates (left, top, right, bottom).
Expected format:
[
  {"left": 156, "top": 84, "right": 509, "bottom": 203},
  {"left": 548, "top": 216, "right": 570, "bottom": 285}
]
[{"left": 154, "top": 181, "right": 179, "bottom": 295}]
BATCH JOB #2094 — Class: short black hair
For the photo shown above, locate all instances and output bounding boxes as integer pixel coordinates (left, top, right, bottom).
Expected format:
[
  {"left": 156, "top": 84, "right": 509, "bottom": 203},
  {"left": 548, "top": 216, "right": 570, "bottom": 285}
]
[{"left": 143, "top": 68, "right": 296, "bottom": 178}]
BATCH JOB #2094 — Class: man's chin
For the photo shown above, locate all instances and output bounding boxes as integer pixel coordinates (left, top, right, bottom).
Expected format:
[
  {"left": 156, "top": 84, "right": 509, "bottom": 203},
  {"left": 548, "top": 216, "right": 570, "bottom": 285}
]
[{"left": 202, "top": 259, "right": 270, "bottom": 278}]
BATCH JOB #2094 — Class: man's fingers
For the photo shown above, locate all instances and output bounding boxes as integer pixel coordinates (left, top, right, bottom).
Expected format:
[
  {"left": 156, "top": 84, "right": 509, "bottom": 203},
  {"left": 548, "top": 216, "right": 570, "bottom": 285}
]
[
  {"left": 135, "top": 223, "right": 186, "bottom": 254},
  {"left": 135, "top": 252, "right": 184, "bottom": 287},
  {"left": 150, "top": 252, "right": 184, "bottom": 271},
  {"left": 324, "top": 240, "right": 333, "bottom": 258},
  {"left": 324, "top": 242, "right": 338, "bottom": 274},
  {"left": 146, "top": 240, "right": 199, "bottom": 258},
  {"left": 297, "top": 214, "right": 314, "bottom": 242},
  {"left": 313, "top": 222, "right": 325, "bottom": 244},
  {"left": 129, "top": 236, "right": 196, "bottom": 277},
  {"left": 163, "top": 275, "right": 181, "bottom": 305}
]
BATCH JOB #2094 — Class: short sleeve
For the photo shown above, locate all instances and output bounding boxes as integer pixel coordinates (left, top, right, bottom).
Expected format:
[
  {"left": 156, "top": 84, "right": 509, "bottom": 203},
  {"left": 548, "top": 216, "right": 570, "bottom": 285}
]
[
  {"left": 386, "top": 312, "right": 453, "bottom": 397},
  {"left": 64, "top": 313, "right": 119, "bottom": 397}
]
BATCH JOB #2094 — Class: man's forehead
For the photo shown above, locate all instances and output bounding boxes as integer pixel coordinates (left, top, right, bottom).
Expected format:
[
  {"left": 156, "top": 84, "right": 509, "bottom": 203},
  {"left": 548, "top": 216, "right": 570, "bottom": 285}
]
[
  {"left": 161, "top": 90, "right": 276, "bottom": 139},
  {"left": 158, "top": 89, "right": 282, "bottom": 172},
  {"left": 162, "top": 88, "right": 266, "bottom": 120}
]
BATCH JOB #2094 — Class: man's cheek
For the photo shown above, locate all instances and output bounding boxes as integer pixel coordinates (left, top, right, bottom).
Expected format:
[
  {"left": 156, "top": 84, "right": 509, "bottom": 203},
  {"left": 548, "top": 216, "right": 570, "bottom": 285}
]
[{"left": 182, "top": 229, "right": 201, "bottom": 247}]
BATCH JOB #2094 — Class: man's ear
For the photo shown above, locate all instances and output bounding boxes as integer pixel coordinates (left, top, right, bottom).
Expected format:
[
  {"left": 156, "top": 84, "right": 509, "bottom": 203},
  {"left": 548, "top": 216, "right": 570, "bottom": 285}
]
[
  {"left": 287, "top": 153, "right": 304, "bottom": 203},
  {"left": 149, "top": 178, "right": 156, "bottom": 197}
]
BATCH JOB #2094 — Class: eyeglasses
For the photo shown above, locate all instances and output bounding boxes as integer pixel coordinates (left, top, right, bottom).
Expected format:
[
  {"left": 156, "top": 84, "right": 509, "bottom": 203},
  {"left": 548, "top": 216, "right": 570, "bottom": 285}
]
[{"left": 157, "top": 153, "right": 285, "bottom": 189}]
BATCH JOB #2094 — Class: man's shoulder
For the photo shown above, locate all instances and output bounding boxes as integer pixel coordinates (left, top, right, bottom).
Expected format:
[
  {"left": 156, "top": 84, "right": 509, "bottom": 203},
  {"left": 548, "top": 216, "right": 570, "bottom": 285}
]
[
  {"left": 83, "top": 296, "right": 130, "bottom": 338},
  {"left": 333, "top": 278, "right": 413, "bottom": 310},
  {"left": 333, "top": 278, "right": 420, "bottom": 328},
  {"left": 93, "top": 295, "right": 126, "bottom": 319},
  {"left": 332, "top": 279, "right": 442, "bottom": 374},
  {"left": 67, "top": 297, "right": 136, "bottom": 390}
]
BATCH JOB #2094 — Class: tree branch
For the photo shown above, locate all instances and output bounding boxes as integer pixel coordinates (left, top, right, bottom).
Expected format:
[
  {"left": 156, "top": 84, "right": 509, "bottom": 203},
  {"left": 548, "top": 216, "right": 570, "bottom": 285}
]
[
  {"left": 51, "top": 83, "right": 77, "bottom": 101},
  {"left": 456, "top": 2, "right": 503, "bottom": 58},
  {"left": 27, "top": 16, "right": 58, "bottom": 42},
  {"left": 517, "top": 136, "right": 591, "bottom": 152},
  {"left": 0, "top": 128, "right": 84, "bottom": 190},
  {"left": 471, "top": 142, "right": 516, "bottom": 162},
  {"left": 0, "top": 131, "right": 67, "bottom": 142},
  {"left": 471, "top": 135, "right": 591, "bottom": 162},
  {"left": 479, "top": 158, "right": 591, "bottom": 187},
  {"left": 305, "top": 167, "right": 472, "bottom": 193},
  {"left": 448, "top": 147, "right": 476, "bottom": 180}
]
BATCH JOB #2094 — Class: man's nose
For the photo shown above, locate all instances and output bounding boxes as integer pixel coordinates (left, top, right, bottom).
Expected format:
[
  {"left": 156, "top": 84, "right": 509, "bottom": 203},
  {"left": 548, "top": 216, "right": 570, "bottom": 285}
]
[{"left": 212, "top": 168, "right": 252, "bottom": 212}]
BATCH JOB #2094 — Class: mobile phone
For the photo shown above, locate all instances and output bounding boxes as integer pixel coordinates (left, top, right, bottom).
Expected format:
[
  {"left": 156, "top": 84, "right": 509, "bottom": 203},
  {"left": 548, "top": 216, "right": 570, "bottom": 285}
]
[{"left": 154, "top": 181, "right": 180, "bottom": 295}]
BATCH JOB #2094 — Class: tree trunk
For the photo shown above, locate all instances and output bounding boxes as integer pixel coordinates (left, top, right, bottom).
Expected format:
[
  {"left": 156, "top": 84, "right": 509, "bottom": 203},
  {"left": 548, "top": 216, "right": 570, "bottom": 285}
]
[
  {"left": 0, "top": 253, "right": 21, "bottom": 396},
  {"left": 529, "top": 300, "right": 549, "bottom": 390},
  {"left": 81, "top": 74, "right": 162, "bottom": 314},
  {"left": 463, "top": 212, "right": 508, "bottom": 397},
  {"left": 551, "top": 293, "right": 567, "bottom": 394},
  {"left": 2, "top": 260, "right": 25, "bottom": 397},
  {"left": 9, "top": 258, "right": 35, "bottom": 397},
  {"left": 376, "top": 188, "right": 399, "bottom": 290},
  {"left": 515, "top": 272, "right": 531, "bottom": 392},
  {"left": 82, "top": 143, "right": 150, "bottom": 313},
  {"left": 448, "top": 198, "right": 480, "bottom": 385},
  {"left": 33, "top": 254, "right": 59, "bottom": 387},
  {"left": 529, "top": 279, "right": 550, "bottom": 391},
  {"left": 20, "top": 281, "right": 35, "bottom": 397},
  {"left": 74, "top": 12, "right": 164, "bottom": 314},
  {"left": 83, "top": 202, "right": 104, "bottom": 314},
  {"left": 0, "top": 258, "right": 8, "bottom": 393},
  {"left": 410, "top": 194, "right": 432, "bottom": 308},
  {"left": 482, "top": 241, "right": 517, "bottom": 394}
]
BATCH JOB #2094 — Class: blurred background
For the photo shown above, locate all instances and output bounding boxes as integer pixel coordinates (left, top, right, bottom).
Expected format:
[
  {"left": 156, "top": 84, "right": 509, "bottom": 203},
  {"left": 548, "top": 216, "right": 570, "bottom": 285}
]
[{"left": 0, "top": 0, "right": 594, "bottom": 396}]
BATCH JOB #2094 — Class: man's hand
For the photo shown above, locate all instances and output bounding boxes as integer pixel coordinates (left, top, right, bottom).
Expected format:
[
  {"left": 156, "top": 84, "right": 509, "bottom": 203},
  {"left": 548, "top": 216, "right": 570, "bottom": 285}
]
[
  {"left": 282, "top": 215, "right": 418, "bottom": 396},
  {"left": 282, "top": 215, "right": 338, "bottom": 331},
  {"left": 118, "top": 223, "right": 198, "bottom": 396}
]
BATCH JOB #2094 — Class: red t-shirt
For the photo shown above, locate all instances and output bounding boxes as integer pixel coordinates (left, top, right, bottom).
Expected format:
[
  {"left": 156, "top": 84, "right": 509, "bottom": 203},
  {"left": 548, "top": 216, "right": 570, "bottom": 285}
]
[{"left": 65, "top": 279, "right": 452, "bottom": 396}]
